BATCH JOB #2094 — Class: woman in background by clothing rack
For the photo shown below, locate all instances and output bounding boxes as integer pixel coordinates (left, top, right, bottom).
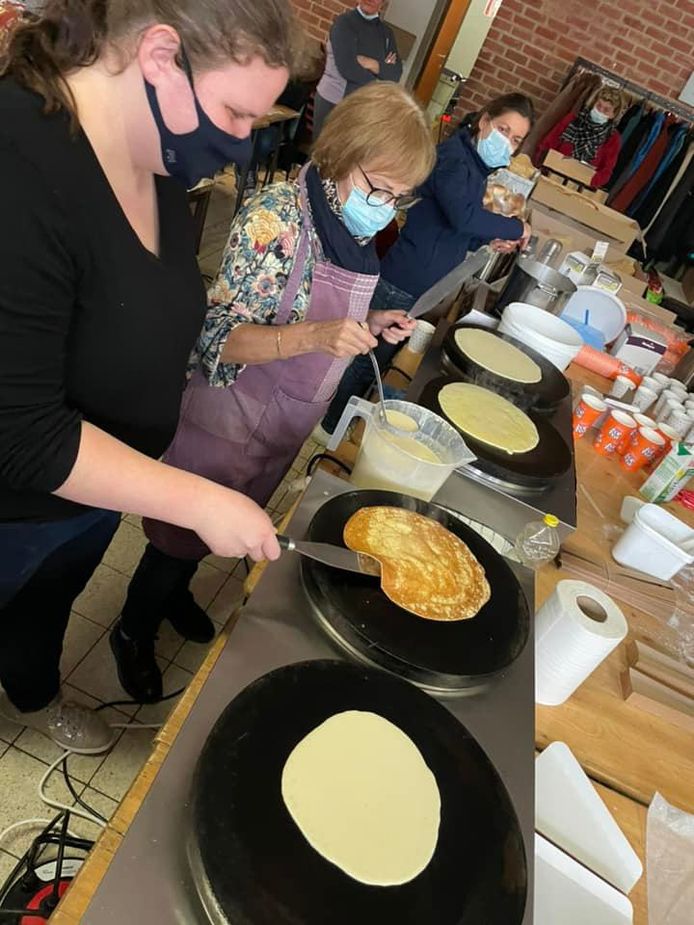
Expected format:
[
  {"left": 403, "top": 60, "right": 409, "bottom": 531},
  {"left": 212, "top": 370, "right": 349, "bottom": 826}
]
[{"left": 535, "top": 86, "right": 625, "bottom": 188}]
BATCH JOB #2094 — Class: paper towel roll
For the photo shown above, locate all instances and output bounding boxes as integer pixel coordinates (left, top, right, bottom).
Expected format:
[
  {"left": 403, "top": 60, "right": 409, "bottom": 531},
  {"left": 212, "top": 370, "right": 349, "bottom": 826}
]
[{"left": 536, "top": 580, "right": 628, "bottom": 706}]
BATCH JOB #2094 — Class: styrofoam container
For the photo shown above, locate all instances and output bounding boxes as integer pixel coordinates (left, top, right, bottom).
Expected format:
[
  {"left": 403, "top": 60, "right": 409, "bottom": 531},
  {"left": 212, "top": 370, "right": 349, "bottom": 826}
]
[
  {"left": 561, "top": 286, "right": 627, "bottom": 344},
  {"left": 499, "top": 302, "right": 583, "bottom": 371},
  {"left": 536, "top": 742, "right": 643, "bottom": 894},
  {"left": 535, "top": 834, "right": 634, "bottom": 925},
  {"left": 612, "top": 503, "right": 694, "bottom": 580},
  {"left": 620, "top": 495, "right": 646, "bottom": 524}
]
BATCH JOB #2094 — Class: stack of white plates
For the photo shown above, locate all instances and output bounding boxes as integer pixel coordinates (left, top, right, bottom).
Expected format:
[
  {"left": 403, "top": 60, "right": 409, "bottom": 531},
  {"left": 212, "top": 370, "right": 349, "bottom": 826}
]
[{"left": 499, "top": 301, "right": 584, "bottom": 372}]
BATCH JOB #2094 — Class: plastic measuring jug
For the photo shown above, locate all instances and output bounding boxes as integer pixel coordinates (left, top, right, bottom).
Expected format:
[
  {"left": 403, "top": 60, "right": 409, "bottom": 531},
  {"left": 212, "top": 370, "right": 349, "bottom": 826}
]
[{"left": 327, "top": 397, "right": 475, "bottom": 501}]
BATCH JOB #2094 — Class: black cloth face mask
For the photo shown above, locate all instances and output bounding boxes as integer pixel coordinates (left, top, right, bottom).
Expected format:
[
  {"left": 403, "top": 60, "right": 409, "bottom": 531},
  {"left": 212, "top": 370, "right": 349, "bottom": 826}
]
[{"left": 144, "top": 50, "right": 252, "bottom": 188}]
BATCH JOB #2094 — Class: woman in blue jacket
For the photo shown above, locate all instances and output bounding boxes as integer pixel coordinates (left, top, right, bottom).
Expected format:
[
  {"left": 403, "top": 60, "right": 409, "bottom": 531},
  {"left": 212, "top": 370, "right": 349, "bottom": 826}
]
[{"left": 319, "top": 92, "right": 534, "bottom": 439}]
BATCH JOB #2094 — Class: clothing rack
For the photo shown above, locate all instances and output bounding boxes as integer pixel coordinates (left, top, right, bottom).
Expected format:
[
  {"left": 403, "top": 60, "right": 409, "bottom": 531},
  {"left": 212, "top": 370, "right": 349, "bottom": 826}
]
[{"left": 562, "top": 57, "right": 694, "bottom": 125}]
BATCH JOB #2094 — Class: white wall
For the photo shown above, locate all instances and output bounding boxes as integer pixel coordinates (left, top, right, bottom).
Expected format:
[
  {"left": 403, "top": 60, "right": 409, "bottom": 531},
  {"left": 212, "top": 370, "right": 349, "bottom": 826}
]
[
  {"left": 446, "top": 0, "right": 499, "bottom": 78},
  {"left": 385, "top": 0, "right": 444, "bottom": 84}
]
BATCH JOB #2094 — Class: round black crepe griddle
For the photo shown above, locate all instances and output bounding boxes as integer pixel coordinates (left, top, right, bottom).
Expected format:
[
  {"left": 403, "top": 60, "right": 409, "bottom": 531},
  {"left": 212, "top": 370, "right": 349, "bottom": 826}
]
[
  {"left": 301, "top": 491, "right": 529, "bottom": 689},
  {"left": 419, "top": 377, "right": 572, "bottom": 490},
  {"left": 442, "top": 323, "right": 570, "bottom": 414},
  {"left": 191, "top": 660, "right": 527, "bottom": 925}
]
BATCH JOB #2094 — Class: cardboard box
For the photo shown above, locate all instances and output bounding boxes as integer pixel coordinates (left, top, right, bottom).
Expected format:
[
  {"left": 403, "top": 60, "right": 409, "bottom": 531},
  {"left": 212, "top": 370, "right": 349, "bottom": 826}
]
[
  {"left": 531, "top": 177, "right": 641, "bottom": 248},
  {"left": 543, "top": 150, "right": 595, "bottom": 186},
  {"left": 617, "top": 272, "right": 647, "bottom": 300},
  {"left": 610, "top": 323, "right": 667, "bottom": 376},
  {"left": 530, "top": 206, "right": 629, "bottom": 263}
]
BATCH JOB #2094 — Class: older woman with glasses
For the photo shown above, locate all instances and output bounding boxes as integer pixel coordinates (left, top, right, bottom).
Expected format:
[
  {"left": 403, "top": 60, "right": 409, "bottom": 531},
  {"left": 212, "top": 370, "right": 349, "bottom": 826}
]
[{"left": 111, "top": 82, "right": 435, "bottom": 703}]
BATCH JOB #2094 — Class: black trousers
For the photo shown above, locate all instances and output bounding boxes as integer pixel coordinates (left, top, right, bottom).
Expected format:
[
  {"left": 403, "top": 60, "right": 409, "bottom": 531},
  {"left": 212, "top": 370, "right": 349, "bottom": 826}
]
[
  {"left": 120, "top": 543, "right": 200, "bottom": 642},
  {"left": 0, "top": 509, "right": 120, "bottom": 712}
]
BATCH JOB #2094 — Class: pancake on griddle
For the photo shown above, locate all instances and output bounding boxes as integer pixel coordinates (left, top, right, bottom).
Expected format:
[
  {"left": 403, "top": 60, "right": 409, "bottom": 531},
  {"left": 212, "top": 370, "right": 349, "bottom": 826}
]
[{"left": 344, "top": 506, "right": 490, "bottom": 621}]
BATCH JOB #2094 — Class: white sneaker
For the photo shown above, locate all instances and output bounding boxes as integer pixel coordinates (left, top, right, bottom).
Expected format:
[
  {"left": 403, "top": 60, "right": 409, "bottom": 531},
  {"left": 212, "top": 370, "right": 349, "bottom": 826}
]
[
  {"left": 0, "top": 692, "right": 115, "bottom": 755},
  {"left": 311, "top": 422, "right": 333, "bottom": 446}
]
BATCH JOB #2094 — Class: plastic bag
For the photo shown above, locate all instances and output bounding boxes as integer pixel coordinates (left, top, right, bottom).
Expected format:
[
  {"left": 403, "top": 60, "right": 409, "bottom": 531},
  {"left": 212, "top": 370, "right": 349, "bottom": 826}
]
[{"left": 647, "top": 792, "right": 694, "bottom": 925}]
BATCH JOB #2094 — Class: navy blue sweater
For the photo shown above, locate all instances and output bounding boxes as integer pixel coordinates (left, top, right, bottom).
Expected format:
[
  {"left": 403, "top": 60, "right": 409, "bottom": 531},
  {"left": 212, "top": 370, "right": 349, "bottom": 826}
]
[{"left": 381, "top": 130, "right": 524, "bottom": 299}]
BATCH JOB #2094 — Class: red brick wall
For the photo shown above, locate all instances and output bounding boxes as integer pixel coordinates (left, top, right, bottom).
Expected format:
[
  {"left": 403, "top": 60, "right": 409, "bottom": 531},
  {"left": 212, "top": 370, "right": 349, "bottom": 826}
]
[
  {"left": 291, "top": 0, "right": 355, "bottom": 42},
  {"left": 455, "top": 0, "right": 694, "bottom": 120}
]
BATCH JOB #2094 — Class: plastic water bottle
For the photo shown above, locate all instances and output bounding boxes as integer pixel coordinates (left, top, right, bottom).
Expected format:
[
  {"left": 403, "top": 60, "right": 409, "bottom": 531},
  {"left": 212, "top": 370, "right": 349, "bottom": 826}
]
[{"left": 514, "top": 514, "right": 561, "bottom": 570}]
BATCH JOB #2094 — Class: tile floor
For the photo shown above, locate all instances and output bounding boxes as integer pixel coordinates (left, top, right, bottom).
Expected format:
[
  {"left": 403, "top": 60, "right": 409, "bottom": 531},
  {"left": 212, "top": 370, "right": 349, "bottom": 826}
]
[{"left": 0, "top": 169, "right": 320, "bottom": 880}]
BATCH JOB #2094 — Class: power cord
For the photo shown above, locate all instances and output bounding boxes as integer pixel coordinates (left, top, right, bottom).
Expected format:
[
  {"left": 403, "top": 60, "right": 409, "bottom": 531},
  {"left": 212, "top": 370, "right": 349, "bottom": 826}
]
[{"left": 306, "top": 452, "right": 352, "bottom": 478}]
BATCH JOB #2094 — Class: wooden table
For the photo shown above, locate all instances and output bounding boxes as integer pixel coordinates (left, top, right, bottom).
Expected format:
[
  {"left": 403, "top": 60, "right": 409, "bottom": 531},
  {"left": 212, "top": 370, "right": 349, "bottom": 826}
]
[
  {"left": 233, "top": 105, "right": 301, "bottom": 215},
  {"left": 56, "top": 356, "right": 693, "bottom": 924}
]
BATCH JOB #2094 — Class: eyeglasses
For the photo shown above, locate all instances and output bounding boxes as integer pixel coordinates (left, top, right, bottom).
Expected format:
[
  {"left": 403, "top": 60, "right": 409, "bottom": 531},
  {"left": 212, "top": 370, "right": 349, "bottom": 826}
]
[{"left": 358, "top": 166, "right": 420, "bottom": 211}]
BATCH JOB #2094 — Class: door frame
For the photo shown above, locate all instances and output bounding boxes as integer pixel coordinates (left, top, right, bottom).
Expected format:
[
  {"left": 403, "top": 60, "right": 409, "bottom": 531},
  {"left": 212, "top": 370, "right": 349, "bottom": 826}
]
[{"left": 413, "top": 0, "right": 474, "bottom": 106}]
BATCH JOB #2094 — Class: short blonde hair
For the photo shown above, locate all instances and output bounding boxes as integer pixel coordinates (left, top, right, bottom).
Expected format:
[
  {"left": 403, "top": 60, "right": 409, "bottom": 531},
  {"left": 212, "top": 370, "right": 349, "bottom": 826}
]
[
  {"left": 312, "top": 82, "right": 435, "bottom": 189},
  {"left": 589, "top": 86, "right": 625, "bottom": 122}
]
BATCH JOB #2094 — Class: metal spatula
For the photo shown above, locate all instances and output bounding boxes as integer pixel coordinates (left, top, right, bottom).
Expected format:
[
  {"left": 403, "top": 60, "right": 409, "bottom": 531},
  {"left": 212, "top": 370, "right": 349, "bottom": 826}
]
[{"left": 277, "top": 535, "right": 380, "bottom": 577}]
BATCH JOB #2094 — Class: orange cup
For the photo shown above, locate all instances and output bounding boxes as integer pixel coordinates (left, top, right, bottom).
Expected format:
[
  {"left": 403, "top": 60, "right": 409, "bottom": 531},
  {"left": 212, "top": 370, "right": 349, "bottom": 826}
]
[
  {"left": 594, "top": 410, "right": 637, "bottom": 457},
  {"left": 620, "top": 426, "right": 666, "bottom": 472},
  {"left": 572, "top": 394, "right": 607, "bottom": 439}
]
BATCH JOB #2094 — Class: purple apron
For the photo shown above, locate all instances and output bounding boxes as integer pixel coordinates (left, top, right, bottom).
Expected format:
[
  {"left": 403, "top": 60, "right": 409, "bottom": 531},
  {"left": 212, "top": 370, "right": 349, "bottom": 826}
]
[{"left": 144, "top": 166, "right": 379, "bottom": 560}]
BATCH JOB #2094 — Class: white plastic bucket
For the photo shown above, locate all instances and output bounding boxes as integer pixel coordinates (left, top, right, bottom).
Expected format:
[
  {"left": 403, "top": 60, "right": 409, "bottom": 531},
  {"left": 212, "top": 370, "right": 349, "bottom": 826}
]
[
  {"left": 612, "top": 503, "right": 694, "bottom": 580},
  {"left": 499, "top": 302, "right": 583, "bottom": 371}
]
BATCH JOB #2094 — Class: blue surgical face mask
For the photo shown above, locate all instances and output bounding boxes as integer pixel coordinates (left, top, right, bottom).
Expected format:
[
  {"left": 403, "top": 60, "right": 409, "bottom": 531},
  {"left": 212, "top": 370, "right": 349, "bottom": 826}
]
[
  {"left": 144, "top": 51, "right": 252, "bottom": 188},
  {"left": 590, "top": 107, "right": 610, "bottom": 125},
  {"left": 343, "top": 181, "right": 396, "bottom": 238},
  {"left": 357, "top": 5, "right": 380, "bottom": 20},
  {"left": 476, "top": 126, "right": 512, "bottom": 169}
]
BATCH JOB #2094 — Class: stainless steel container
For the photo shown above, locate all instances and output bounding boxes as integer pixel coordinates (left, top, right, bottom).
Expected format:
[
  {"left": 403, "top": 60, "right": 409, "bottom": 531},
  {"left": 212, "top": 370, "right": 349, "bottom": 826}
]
[{"left": 495, "top": 257, "right": 577, "bottom": 316}]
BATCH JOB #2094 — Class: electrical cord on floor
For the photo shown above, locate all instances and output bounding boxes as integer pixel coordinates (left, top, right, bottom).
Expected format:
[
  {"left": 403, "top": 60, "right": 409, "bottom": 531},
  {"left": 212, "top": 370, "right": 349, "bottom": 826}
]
[
  {"left": 95, "top": 686, "right": 187, "bottom": 712},
  {"left": 306, "top": 452, "right": 352, "bottom": 478},
  {"left": 61, "top": 756, "right": 108, "bottom": 825}
]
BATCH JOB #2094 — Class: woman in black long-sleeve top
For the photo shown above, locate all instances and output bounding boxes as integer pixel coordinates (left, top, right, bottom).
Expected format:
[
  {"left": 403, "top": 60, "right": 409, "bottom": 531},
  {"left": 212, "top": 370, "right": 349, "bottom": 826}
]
[{"left": 0, "top": 0, "right": 293, "bottom": 754}]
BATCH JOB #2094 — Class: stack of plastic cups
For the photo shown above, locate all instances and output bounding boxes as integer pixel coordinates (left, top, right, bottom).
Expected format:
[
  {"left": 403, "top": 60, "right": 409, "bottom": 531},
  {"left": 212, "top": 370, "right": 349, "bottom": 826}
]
[
  {"left": 666, "top": 406, "right": 691, "bottom": 439},
  {"left": 632, "top": 382, "right": 658, "bottom": 413},
  {"left": 653, "top": 390, "right": 683, "bottom": 422},
  {"left": 652, "top": 372, "right": 672, "bottom": 392}
]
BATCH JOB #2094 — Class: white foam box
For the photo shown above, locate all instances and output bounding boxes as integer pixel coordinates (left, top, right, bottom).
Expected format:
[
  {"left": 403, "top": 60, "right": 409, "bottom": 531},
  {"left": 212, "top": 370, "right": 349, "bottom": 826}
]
[
  {"left": 535, "top": 742, "right": 642, "bottom": 894},
  {"left": 609, "top": 323, "right": 667, "bottom": 376},
  {"left": 535, "top": 834, "right": 633, "bottom": 925}
]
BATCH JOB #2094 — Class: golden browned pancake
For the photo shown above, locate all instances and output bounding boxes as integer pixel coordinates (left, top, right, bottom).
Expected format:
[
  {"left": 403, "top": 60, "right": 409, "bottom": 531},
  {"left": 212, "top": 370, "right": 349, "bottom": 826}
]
[{"left": 344, "top": 507, "right": 490, "bottom": 622}]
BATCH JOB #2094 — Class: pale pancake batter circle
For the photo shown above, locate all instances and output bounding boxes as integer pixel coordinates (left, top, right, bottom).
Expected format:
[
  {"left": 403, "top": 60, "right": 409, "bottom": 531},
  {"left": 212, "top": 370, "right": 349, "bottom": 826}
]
[
  {"left": 439, "top": 382, "right": 539, "bottom": 455},
  {"left": 281, "top": 710, "right": 441, "bottom": 886},
  {"left": 455, "top": 328, "right": 542, "bottom": 384}
]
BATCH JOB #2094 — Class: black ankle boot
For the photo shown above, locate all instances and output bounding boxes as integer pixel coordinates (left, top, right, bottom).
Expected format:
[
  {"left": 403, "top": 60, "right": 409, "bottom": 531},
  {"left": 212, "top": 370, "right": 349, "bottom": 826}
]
[
  {"left": 167, "top": 590, "right": 215, "bottom": 644},
  {"left": 109, "top": 622, "right": 163, "bottom": 704},
  {"left": 120, "top": 543, "right": 210, "bottom": 643}
]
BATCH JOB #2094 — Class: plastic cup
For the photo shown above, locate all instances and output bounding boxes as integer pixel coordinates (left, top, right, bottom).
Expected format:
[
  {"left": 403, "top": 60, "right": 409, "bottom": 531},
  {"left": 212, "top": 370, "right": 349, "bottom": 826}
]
[
  {"left": 651, "top": 422, "right": 679, "bottom": 466},
  {"left": 632, "top": 384, "right": 658, "bottom": 412},
  {"left": 594, "top": 410, "right": 636, "bottom": 457},
  {"left": 655, "top": 396, "right": 682, "bottom": 423},
  {"left": 609, "top": 375, "right": 634, "bottom": 400},
  {"left": 641, "top": 375, "right": 663, "bottom": 395},
  {"left": 408, "top": 320, "right": 436, "bottom": 354},
  {"left": 652, "top": 373, "right": 672, "bottom": 390},
  {"left": 572, "top": 394, "right": 607, "bottom": 439},
  {"left": 620, "top": 427, "right": 666, "bottom": 472},
  {"left": 633, "top": 413, "right": 656, "bottom": 430},
  {"left": 666, "top": 410, "right": 691, "bottom": 438}
]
